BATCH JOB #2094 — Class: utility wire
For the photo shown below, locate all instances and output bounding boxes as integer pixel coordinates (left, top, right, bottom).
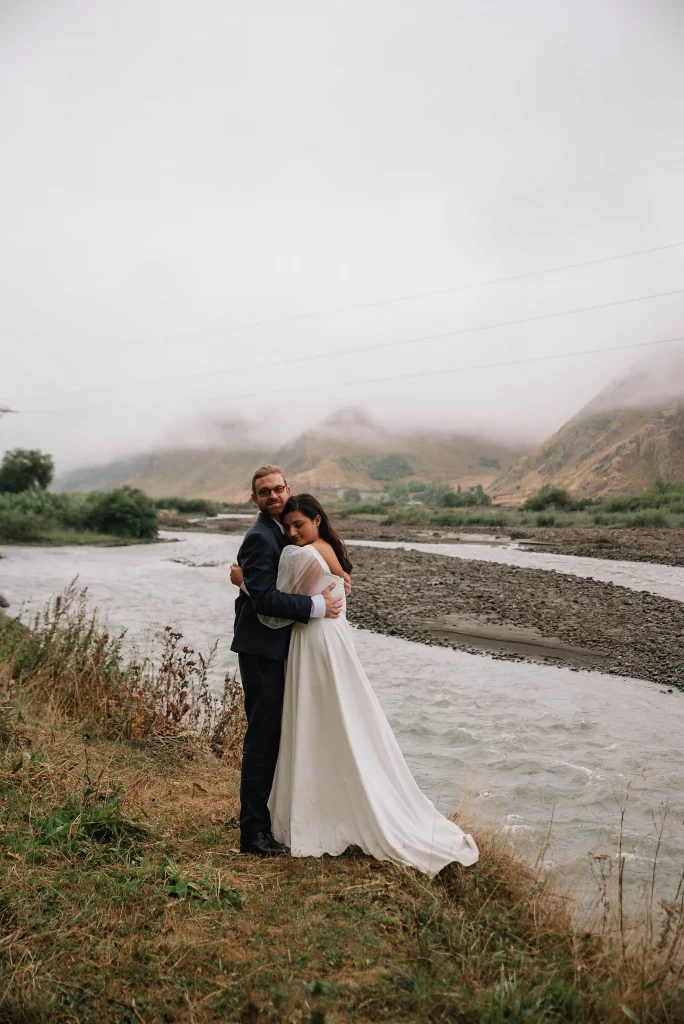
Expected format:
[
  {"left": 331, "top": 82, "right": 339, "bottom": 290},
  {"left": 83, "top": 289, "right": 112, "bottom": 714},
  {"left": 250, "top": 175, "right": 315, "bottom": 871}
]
[
  {"left": 16, "top": 333, "right": 684, "bottom": 414},
  {"left": 8, "top": 284, "right": 684, "bottom": 404},
  {"left": 47, "top": 238, "right": 684, "bottom": 357},
  {"left": 291, "top": 334, "right": 684, "bottom": 401}
]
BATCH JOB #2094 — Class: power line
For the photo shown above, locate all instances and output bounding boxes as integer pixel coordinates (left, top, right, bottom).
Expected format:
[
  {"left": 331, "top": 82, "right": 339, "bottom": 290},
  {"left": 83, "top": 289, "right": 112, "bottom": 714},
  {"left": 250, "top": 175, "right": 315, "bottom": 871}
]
[
  {"left": 8, "top": 284, "right": 684, "bottom": 404},
  {"left": 46, "top": 237, "right": 684, "bottom": 358},
  {"left": 16, "top": 334, "right": 684, "bottom": 414},
  {"left": 301, "top": 334, "right": 684, "bottom": 401}
]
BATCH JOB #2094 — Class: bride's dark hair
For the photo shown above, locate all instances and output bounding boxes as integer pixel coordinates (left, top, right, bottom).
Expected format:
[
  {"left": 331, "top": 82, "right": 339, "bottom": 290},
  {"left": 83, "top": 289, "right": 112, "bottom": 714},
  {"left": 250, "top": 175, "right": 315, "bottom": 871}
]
[{"left": 282, "top": 493, "right": 353, "bottom": 574}]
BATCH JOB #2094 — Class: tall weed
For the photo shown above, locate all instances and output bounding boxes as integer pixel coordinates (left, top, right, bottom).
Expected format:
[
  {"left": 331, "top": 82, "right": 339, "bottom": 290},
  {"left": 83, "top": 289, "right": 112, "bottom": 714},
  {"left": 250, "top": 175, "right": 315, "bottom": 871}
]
[{"left": 0, "top": 582, "right": 243, "bottom": 749}]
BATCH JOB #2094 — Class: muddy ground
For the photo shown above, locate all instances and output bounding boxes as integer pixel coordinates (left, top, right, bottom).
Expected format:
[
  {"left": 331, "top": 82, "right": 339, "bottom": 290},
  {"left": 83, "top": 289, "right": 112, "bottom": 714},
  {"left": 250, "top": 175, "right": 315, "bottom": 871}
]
[{"left": 344, "top": 545, "right": 684, "bottom": 692}]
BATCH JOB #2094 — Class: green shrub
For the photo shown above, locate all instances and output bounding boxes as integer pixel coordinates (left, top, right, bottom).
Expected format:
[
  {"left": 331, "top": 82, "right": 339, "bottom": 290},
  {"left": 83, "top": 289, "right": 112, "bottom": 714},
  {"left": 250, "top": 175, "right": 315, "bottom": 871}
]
[
  {"left": 600, "top": 494, "right": 639, "bottom": 513},
  {"left": 367, "top": 455, "right": 413, "bottom": 481},
  {"left": 0, "top": 488, "right": 160, "bottom": 543},
  {"left": 420, "top": 482, "right": 453, "bottom": 505},
  {"left": 432, "top": 511, "right": 467, "bottom": 526},
  {"left": 524, "top": 486, "right": 573, "bottom": 511},
  {"left": 154, "top": 497, "right": 220, "bottom": 516},
  {"left": 0, "top": 509, "right": 47, "bottom": 542},
  {"left": 342, "top": 488, "right": 361, "bottom": 505},
  {"left": 535, "top": 513, "right": 556, "bottom": 527},
  {"left": 339, "top": 502, "right": 391, "bottom": 516},
  {"left": 597, "top": 481, "right": 684, "bottom": 514},
  {"left": 440, "top": 485, "right": 492, "bottom": 508},
  {"left": 384, "top": 507, "right": 431, "bottom": 525},
  {"left": 383, "top": 508, "right": 512, "bottom": 528},
  {"left": 86, "top": 487, "right": 158, "bottom": 539},
  {"left": 440, "top": 491, "right": 460, "bottom": 508},
  {"left": 620, "top": 510, "right": 668, "bottom": 529},
  {"left": 476, "top": 512, "right": 509, "bottom": 527},
  {"left": 388, "top": 485, "right": 409, "bottom": 503}
]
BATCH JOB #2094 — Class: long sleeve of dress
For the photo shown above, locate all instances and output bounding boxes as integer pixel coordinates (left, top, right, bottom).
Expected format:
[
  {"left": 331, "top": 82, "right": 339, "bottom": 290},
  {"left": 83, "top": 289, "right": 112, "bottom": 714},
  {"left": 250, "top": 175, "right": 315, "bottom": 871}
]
[
  {"left": 239, "top": 532, "right": 313, "bottom": 625},
  {"left": 259, "top": 546, "right": 325, "bottom": 629}
]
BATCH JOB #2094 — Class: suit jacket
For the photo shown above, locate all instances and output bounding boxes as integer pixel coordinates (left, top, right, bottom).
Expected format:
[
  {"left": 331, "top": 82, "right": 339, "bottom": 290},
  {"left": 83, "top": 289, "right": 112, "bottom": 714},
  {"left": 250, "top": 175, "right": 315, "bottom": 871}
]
[{"left": 230, "top": 512, "right": 313, "bottom": 661}]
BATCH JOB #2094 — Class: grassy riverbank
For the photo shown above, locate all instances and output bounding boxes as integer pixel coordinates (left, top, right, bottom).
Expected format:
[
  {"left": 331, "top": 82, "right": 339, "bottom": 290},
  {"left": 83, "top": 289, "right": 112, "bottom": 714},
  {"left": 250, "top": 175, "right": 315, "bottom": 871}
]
[
  {"left": 1, "top": 590, "right": 682, "bottom": 1023},
  {"left": 0, "top": 528, "right": 157, "bottom": 547},
  {"left": 338, "top": 482, "right": 684, "bottom": 530},
  {"left": 375, "top": 505, "right": 684, "bottom": 531},
  {"left": 0, "top": 489, "right": 158, "bottom": 546}
]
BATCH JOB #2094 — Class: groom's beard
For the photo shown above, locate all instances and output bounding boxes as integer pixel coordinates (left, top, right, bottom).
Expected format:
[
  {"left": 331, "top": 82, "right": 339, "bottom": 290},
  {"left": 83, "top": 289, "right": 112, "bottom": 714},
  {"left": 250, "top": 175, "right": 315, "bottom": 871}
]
[{"left": 255, "top": 497, "right": 286, "bottom": 516}]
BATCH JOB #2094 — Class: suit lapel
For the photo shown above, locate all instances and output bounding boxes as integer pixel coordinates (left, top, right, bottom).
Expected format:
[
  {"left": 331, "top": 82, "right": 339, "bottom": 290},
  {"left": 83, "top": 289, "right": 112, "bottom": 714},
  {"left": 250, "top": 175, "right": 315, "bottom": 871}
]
[{"left": 259, "top": 512, "right": 287, "bottom": 548}]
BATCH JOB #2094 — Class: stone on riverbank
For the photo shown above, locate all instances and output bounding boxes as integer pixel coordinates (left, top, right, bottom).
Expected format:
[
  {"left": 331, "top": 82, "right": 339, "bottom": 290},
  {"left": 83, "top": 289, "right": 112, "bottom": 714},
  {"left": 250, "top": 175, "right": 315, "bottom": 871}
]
[{"left": 346, "top": 546, "right": 684, "bottom": 691}]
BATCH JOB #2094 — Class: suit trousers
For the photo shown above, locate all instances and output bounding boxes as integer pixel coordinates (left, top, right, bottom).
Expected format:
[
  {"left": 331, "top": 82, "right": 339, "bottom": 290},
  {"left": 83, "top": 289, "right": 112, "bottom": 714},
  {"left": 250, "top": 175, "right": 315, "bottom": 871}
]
[{"left": 238, "top": 653, "right": 285, "bottom": 839}]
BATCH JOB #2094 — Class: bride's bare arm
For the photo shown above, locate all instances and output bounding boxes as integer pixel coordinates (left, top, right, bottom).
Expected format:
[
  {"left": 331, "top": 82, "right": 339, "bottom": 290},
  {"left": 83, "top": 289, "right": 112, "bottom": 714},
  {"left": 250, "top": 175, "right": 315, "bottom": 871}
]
[{"left": 312, "top": 539, "right": 346, "bottom": 579}]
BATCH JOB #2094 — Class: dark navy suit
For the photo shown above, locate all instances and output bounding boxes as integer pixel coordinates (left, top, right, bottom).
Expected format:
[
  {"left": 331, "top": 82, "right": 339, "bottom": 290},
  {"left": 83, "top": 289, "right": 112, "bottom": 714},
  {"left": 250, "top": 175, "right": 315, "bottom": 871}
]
[{"left": 231, "top": 512, "right": 313, "bottom": 838}]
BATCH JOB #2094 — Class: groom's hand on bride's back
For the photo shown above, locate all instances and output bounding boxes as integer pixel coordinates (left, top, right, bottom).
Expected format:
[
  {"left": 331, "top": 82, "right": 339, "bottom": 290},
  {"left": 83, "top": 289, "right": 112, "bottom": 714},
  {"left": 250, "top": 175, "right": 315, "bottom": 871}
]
[{"left": 322, "top": 583, "right": 343, "bottom": 618}]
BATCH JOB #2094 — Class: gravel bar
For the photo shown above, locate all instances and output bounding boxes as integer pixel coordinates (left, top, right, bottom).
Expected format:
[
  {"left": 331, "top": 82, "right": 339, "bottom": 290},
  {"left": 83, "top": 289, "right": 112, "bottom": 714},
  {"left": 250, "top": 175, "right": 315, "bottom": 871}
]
[
  {"left": 345, "top": 545, "right": 684, "bottom": 691},
  {"left": 336, "top": 519, "right": 684, "bottom": 567}
]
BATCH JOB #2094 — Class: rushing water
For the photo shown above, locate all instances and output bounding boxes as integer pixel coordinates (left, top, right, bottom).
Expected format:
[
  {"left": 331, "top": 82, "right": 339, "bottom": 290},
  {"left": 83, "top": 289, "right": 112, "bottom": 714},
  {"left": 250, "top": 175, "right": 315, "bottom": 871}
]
[{"left": 1, "top": 530, "right": 683, "bottom": 907}]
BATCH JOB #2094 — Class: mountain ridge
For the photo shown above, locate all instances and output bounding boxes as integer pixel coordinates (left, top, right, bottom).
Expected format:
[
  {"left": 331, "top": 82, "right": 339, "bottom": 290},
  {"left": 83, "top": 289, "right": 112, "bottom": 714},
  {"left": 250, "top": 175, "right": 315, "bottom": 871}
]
[
  {"left": 56, "top": 409, "right": 528, "bottom": 501},
  {"left": 492, "top": 356, "right": 684, "bottom": 502}
]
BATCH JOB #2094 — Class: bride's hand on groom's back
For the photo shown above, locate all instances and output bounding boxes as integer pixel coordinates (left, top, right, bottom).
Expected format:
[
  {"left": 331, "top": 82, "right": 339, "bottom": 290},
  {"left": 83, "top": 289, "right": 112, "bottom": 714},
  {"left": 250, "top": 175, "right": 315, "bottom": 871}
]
[{"left": 230, "top": 562, "right": 244, "bottom": 587}]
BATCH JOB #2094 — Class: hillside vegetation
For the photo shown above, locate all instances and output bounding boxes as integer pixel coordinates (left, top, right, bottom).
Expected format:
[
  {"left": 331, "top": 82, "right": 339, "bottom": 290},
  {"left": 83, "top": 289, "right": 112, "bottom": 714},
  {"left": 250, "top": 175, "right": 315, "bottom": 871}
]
[
  {"left": 57, "top": 410, "right": 527, "bottom": 503},
  {"left": 494, "top": 357, "right": 684, "bottom": 502},
  {"left": 1, "top": 588, "right": 682, "bottom": 1022}
]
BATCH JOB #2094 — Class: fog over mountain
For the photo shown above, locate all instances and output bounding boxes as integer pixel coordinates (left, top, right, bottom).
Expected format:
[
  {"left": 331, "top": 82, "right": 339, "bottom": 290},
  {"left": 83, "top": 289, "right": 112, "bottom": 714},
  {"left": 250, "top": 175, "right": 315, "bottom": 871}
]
[
  {"left": 1, "top": 0, "right": 684, "bottom": 473},
  {"left": 57, "top": 405, "right": 528, "bottom": 501},
  {"left": 493, "top": 348, "right": 684, "bottom": 501}
]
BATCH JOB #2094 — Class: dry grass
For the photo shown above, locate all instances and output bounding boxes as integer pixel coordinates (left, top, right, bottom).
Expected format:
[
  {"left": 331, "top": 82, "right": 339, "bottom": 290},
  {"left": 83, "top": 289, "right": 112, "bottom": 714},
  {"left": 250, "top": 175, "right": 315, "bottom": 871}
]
[
  {"left": 0, "top": 589, "right": 683, "bottom": 1023},
  {"left": 0, "top": 582, "right": 244, "bottom": 750}
]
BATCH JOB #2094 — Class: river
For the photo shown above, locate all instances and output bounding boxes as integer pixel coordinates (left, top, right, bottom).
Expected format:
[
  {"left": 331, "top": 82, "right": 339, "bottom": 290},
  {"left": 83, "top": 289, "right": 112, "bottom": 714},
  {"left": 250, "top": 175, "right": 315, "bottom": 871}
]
[
  {"left": 1, "top": 530, "right": 683, "bottom": 910},
  {"left": 347, "top": 538, "right": 684, "bottom": 602}
]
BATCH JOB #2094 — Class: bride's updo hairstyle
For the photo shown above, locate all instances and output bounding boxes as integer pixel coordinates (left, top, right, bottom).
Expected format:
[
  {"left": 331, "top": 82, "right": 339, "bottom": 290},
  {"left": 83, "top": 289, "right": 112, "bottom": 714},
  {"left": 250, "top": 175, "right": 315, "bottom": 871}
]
[{"left": 282, "top": 493, "right": 353, "bottom": 574}]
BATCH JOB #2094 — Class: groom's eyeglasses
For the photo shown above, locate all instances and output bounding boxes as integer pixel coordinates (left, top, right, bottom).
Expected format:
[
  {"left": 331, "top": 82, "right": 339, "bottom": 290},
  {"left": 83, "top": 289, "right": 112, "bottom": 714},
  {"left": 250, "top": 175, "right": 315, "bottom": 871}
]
[{"left": 257, "top": 485, "right": 287, "bottom": 498}]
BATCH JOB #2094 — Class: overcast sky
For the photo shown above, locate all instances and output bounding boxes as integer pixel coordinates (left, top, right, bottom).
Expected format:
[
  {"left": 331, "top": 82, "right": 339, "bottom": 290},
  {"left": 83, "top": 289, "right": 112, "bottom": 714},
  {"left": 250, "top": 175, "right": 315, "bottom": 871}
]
[{"left": 1, "top": 0, "right": 683, "bottom": 471}]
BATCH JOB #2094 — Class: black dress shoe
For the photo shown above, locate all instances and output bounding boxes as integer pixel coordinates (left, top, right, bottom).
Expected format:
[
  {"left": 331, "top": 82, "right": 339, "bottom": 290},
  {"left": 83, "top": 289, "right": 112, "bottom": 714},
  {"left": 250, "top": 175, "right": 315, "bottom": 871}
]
[
  {"left": 265, "top": 831, "right": 288, "bottom": 852},
  {"left": 240, "top": 830, "right": 288, "bottom": 856}
]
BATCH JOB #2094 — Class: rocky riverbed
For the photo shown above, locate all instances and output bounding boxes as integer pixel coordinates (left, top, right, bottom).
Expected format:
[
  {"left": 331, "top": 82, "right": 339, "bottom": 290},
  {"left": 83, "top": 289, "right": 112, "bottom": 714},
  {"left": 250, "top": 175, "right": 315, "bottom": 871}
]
[
  {"left": 207, "top": 514, "right": 684, "bottom": 567},
  {"left": 336, "top": 518, "right": 684, "bottom": 567},
  {"left": 345, "top": 546, "right": 684, "bottom": 691}
]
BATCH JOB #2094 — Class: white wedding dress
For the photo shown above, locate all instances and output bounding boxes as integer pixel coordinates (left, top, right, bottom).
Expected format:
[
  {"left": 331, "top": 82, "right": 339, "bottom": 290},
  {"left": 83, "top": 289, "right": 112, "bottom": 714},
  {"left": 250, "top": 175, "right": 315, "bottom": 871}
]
[{"left": 260, "top": 544, "right": 479, "bottom": 877}]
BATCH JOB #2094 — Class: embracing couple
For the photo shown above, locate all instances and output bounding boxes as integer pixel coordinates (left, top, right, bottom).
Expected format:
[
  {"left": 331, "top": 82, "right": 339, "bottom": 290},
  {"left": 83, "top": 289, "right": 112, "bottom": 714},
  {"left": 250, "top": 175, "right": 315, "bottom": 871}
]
[{"left": 229, "top": 465, "right": 479, "bottom": 877}]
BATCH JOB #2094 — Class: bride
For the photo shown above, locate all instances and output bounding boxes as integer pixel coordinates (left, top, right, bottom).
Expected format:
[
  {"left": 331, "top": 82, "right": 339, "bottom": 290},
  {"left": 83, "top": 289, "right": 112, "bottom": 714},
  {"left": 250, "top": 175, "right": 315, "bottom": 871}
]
[{"left": 232, "top": 493, "right": 478, "bottom": 877}]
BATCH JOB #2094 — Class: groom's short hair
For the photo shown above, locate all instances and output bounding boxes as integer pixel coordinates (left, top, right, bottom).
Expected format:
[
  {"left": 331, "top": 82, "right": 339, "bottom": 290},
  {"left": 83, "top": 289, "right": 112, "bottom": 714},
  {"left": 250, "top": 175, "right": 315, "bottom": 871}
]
[{"left": 251, "top": 464, "right": 287, "bottom": 494}]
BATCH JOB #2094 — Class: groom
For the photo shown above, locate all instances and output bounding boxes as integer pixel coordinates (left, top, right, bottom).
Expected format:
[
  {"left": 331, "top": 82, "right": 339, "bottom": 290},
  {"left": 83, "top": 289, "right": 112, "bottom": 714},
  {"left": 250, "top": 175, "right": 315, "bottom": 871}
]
[{"left": 230, "top": 464, "right": 344, "bottom": 856}]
